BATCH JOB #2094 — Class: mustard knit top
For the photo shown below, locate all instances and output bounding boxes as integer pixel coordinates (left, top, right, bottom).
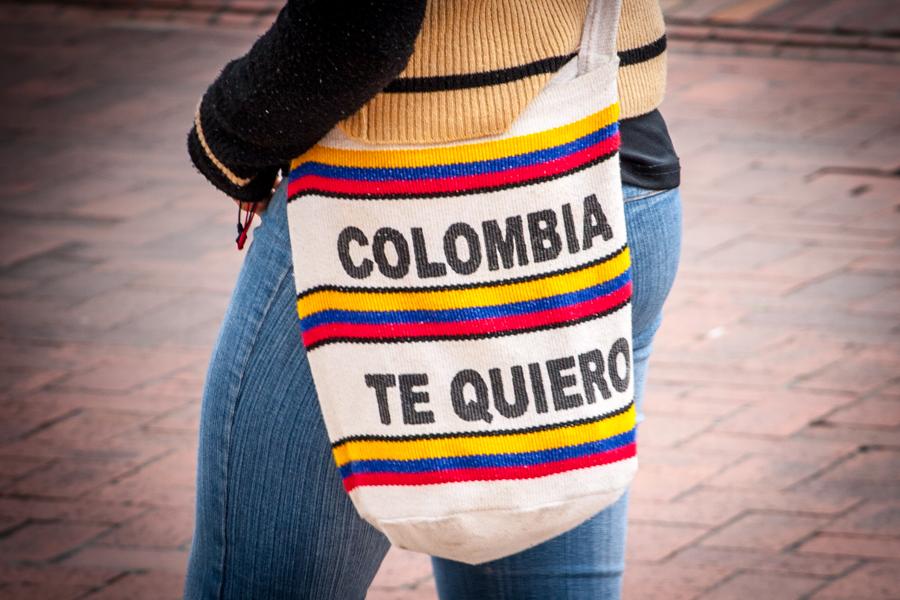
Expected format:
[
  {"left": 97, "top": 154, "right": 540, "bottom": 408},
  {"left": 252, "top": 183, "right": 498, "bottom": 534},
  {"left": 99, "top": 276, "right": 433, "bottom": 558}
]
[{"left": 339, "top": 0, "right": 668, "bottom": 144}]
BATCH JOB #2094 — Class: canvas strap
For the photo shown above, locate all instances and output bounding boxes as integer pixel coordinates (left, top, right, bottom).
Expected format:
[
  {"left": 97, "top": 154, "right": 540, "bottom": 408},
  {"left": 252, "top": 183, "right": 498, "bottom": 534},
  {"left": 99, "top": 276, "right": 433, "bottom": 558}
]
[{"left": 577, "top": 0, "right": 622, "bottom": 75}]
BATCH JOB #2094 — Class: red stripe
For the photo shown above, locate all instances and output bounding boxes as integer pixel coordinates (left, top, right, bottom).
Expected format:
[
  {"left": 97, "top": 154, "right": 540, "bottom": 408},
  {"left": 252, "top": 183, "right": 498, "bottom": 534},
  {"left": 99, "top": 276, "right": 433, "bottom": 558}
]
[
  {"left": 302, "top": 282, "right": 631, "bottom": 348},
  {"left": 343, "top": 442, "right": 636, "bottom": 492},
  {"left": 288, "top": 133, "right": 620, "bottom": 198}
]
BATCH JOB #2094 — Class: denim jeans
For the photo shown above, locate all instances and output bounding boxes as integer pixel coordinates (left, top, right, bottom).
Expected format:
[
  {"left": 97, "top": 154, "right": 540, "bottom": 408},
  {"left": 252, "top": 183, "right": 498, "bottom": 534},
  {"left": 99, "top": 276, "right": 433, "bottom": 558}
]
[{"left": 184, "top": 179, "right": 682, "bottom": 600}]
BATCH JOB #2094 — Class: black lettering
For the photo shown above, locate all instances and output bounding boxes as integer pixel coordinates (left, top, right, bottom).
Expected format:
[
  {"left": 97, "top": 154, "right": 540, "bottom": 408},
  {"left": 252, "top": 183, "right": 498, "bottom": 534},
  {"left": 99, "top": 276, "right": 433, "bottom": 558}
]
[
  {"left": 490, "top": 367, "right": 528, "bottom": 419},
  {"left": 483, "top": 216, "right": 529, "bottom": 270},
  {"left": 337, "top": 227, "right": 373, "bottom": 279},
  {"left": 578, "top": 349, "right": 612, "bottom": 403},
  {"left": 411, "top": 227, "right": 447, "bottom": 279},
  {"left": 528, "top": 362, "right": 549, "bottom": 413},
  {"left": 582, "top": 194, "right": 614, "bottom": 249},
  {"left": 561, "top": 202, "right": 580, "bottom": 254},
  {"left": 527, "top": 209, "right": 562, "bottom": 263},
  {"left": 547, "top": 356, "right": 583, "bottom": 411},
  {"left": 372, "top": 227, "right": 410, "bottom": 279},
  {"left": 399, "top": 373, "right": 434, "bottom": 425},
  {"left": 364, "top": 373, "right": 396, "bottom": 425},
  {"left": 608, "top": 338, "right": 631, "bottom": 393},
  {"left": 444, "top": 223, "right": 482, "bottom": 275},
  {"left": 450, "top": 369, "right": 493, "bottom": 423}
]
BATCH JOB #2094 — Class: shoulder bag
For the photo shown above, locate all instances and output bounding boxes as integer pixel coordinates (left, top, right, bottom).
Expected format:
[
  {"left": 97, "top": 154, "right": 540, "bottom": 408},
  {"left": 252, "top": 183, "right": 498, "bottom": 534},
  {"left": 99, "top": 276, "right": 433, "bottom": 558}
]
[{"left": 284, "top": 0, "right": 634, "bottom": 564}]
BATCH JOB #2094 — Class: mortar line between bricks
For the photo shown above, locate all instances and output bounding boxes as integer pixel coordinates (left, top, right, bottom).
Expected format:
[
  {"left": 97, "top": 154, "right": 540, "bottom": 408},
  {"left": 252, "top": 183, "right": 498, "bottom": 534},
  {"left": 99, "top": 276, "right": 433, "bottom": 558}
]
[
  {"left": 143, "top": 397, "right": 198, "bottom": 424},
  {"left": 773, "top": 264, "right": 857, "bottom": 298},
  {"left": 71, "top": 570, "right": 132, "bottom": 600},
  {"left": 13, "top": 408, "right": 83, "bottom": 441},
  {"left": 666, "top": 16, "right": 900, "bottom": 36},
  {"left": 0, "top": 210, "right": 122, "bottom": 226},
  {"left": 650, "top": 372, "right": 777, "bottom": 390},
  {"left": 49, "top": 521, "right": 130, "bottom": 564},
  {"left": 809, "top": 399, "right": 886, "bottom": 429},
  {"left": 0, "top": 241, "right": 80, "bottom": 272},
  {"left": 735, "top": 508, "right": 858, "bottom": 525},
  {"left": 668, "top": 41, "right": 900, "bottom": 65},
  {"left": 809, "top": 166, "right": 900, "bottom": 180},
  {"left": 813, "top": 426, "right": 900, "bottom": 443},
  {"left": 0, "top": 457, "right": 61, "bottom": 493},
  {"left": 41, "top": 454, "right": 183, "bottom": 565},
  {"left": 797, "top": 577, "right": 846, "bottom": 600},
  {"left": 0, "top": 457, "right": 52, "bottom": 485},
  {"left": 91, "top": 505, "right": 158, "bottom": 542},
  {"left": 667, "top": 452, "right": 760, "bottom": 504},
  {"left": 799, "top": 530, "right": 900, "bottom": 545},
  {"left": 7, "top": 446, "right": 180, "bottom": 512},
  {"left": 689, "top": 563, "right": 750, "bottom": 599},
  {"left": 668, "top": 505, "right": 755, "bottom": 547},
  {"left": 669, "top": 412, "right": 728, "bottom": 451},
  {"left": 6, "top": 452, "right": 170, "bottom": 503},
  {"left": 668, "top": 27, "right": 900, "bottom": 52},
  {"left": 788, "top": 341, "right": 871, "bottom": 388},
  {"left": 781, "top": 446, "right": 869, "bottom": 493},
  {"left": 629, "top": 517, "right": 728, "bottom": 529},
  {"left": 870, "top": 377, "right": 900, "bottom": 398},
  {"left": 0, "top": 335, "right": 210, "bottom": 365},
  {"left": 0, "top": 514, "right": 32, "bottom": 538},
  {"left": 773, "top": 549, "right": 867, "bottom": 591},
  {"left": 97, "top": 446, "right": 181, "bottom": 486}
]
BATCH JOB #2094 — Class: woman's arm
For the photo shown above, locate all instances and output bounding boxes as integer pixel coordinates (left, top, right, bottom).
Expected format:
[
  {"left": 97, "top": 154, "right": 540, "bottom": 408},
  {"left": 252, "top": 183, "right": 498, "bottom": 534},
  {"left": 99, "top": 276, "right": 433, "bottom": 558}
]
[{"left": 187, "top": 0, "right": 427, "bottom": 202}]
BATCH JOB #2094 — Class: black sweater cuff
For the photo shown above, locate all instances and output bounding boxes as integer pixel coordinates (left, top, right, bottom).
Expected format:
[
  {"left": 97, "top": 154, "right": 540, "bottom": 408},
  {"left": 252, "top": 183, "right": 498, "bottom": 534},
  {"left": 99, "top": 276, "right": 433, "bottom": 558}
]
[
  {"left": 187, "top": 123, "right": 280, "bottom": 203},
  {"left": 185, "top": 0, "right": 427, "bottom": 203}
]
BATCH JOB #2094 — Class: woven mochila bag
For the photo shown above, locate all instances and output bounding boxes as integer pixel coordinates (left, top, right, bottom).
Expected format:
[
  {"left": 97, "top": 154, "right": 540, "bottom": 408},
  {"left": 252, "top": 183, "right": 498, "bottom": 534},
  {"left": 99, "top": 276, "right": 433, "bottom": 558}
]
[{"left": 285, "top": 0, "right": 634, "bottom": 564}]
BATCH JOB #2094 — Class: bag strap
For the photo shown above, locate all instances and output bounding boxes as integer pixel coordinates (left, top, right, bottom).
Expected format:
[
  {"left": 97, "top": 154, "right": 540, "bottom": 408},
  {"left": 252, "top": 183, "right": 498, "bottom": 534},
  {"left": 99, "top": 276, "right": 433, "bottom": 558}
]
[{"left": 577, "top": 0, "right": 622, "bottom": 75}]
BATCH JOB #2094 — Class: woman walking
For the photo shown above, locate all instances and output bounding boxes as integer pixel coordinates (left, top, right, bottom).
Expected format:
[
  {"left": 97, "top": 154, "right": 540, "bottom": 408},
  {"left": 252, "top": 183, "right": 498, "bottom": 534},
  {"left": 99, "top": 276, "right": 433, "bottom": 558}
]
[{"left": 184, "top": 1, "right": 681, "bottom": 598}]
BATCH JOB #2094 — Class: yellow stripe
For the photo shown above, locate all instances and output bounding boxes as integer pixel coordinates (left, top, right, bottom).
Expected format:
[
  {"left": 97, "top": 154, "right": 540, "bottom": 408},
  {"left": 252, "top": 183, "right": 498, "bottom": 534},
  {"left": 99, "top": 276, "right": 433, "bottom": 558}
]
[
  {"left": 298, "top": 247, "right": 630, "bottom": 318},
  {"left": 333, "top": 404, "right": 636, "bottom": 467},
  {"left": 290, "top": 103, "right": 619, "bottom": 170}
]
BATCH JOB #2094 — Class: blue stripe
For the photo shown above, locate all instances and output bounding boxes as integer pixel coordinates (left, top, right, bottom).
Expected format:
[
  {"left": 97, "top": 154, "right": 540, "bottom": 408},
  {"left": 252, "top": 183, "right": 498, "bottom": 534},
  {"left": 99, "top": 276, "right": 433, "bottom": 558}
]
[
  {"left": 300, "top": 269, "right": 631, "bottom": 332},
  {"left": 338, "top": 429, "right": 636, "bottom": 478},
  {"left": 289, "top": 123, "right": 619, "bottom": 183}
]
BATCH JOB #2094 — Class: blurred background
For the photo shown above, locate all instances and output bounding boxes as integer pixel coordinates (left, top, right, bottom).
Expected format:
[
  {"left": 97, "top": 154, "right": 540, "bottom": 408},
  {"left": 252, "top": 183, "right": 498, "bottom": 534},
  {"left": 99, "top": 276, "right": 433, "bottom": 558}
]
[{"left": 0, "top": 0, "right": 898, "bottom": 598}]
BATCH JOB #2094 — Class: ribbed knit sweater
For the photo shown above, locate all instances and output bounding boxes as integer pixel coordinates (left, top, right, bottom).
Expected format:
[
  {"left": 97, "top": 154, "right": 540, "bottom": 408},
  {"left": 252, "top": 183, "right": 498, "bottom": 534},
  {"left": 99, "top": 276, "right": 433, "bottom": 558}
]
[
  {"left": 188, "top": 0, "right": 674, "bottom": 203},
  {"left": 340, "top": 0, "right": 668, "bottom": 143}
]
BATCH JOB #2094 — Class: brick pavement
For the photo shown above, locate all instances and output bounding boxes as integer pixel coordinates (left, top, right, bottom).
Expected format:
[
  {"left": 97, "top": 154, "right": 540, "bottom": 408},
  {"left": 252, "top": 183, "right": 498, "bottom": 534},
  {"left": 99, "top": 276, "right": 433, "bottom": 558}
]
[
  {"left": 0, "top": 3, "right": 898, "bottom": 599},
  {"left": 26, "top": 0, "right": 900, "bottom": 37}
]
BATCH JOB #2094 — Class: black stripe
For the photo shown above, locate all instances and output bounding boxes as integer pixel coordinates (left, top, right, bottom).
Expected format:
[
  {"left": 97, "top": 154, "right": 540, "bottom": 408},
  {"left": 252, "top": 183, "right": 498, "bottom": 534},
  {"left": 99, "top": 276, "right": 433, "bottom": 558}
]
[
  {"left": 304, "top": 297, "right": 630, "bottom": 352},
  {"left": 333, "top": 400, "right": 635, "bottom": 447},
  {"left": 384, "top": 53, "right": 578, "bottom": 94},
  {"left": 618, "top": 35, "right": 667, "bottom": 67},
  {"left": 297, "top": 244, "right": 628, "bottom": 300},
  {"left": 378, "top": 35, "right": 667, "bottom": 95},
  {"left": 288, "top": 148, "right": 619, "bottom": 205}
]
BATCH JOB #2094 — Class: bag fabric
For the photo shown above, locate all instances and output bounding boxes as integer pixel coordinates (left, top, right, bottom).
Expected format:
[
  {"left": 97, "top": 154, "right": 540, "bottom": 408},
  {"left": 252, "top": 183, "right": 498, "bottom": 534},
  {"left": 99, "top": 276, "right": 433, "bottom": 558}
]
[{"left": 284, "top": 0, "right": 635, "bottom": 565}]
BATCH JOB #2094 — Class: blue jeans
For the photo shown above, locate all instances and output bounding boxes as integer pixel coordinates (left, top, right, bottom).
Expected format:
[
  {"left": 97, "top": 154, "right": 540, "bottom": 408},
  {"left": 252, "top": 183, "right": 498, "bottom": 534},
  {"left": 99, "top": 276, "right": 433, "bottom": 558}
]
[{"left": 184, "top": 179, "right": 682, "bottom": 600}]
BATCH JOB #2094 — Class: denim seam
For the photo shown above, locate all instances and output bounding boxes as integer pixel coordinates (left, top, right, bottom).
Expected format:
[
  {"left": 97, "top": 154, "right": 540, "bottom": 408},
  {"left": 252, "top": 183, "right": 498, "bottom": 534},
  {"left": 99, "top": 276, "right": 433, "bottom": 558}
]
[
  {"left": 216, "top": 261, "right": 294, "bottom": 600},
  {"left": 623, "top": 187, "right": 675, "bottom": 203}
]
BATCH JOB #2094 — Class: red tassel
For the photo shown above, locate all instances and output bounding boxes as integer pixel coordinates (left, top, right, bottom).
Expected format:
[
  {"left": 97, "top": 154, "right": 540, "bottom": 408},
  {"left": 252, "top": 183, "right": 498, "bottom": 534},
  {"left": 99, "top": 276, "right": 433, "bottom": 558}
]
[{"left": 236, "top": 203, "right": 256, "bottom": 250}]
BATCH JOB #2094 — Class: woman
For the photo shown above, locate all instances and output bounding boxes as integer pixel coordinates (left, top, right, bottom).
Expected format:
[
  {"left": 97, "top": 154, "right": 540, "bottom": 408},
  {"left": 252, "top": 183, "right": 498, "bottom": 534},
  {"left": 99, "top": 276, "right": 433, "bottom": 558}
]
[{"left": 184, "top": 1, "right": 681, "bottom": 598}]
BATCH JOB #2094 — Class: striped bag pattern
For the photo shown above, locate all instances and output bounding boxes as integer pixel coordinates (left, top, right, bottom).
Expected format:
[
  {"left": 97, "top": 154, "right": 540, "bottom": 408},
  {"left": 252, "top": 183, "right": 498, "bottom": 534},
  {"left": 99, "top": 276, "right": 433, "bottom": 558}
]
[{"left": 285, "top": 0, "right": 634, "bottom": 564}]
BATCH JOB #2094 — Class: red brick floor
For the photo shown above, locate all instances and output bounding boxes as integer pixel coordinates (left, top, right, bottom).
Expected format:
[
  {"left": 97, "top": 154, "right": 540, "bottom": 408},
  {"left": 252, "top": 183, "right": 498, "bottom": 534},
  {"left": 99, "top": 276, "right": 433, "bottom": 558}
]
[
  {"left": 29, "top": 0, "right": 900, "bottom": 38},
  {"left": 0, "top": 4, "right": 898, "bottom": 600}
]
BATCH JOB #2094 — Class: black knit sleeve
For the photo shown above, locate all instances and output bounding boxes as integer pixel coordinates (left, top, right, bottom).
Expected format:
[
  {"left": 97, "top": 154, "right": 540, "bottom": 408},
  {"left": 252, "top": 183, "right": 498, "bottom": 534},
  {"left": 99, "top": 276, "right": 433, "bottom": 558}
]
[{"left": 187, "top": 0, "right": 427, "bottom": 202}]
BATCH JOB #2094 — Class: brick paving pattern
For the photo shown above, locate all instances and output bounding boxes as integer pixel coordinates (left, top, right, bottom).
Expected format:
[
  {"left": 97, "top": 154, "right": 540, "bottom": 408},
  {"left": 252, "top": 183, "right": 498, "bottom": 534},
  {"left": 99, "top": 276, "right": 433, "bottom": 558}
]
[
  {"left": 0, "top": 2, "right": 898, "bottom": 599},
  {"left": 28, "top": 0, "right": 900, "bottom": 37}
]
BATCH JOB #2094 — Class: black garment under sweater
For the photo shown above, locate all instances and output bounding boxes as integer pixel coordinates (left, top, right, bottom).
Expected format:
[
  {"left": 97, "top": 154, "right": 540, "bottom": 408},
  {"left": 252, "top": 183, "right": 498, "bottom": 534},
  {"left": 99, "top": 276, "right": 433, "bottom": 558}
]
[
  {"left": 620, "top": 109, "right": 681, "bottom": 190},
  {"left": 188, "top": 0, "right": 680, "bottom": 202}
]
